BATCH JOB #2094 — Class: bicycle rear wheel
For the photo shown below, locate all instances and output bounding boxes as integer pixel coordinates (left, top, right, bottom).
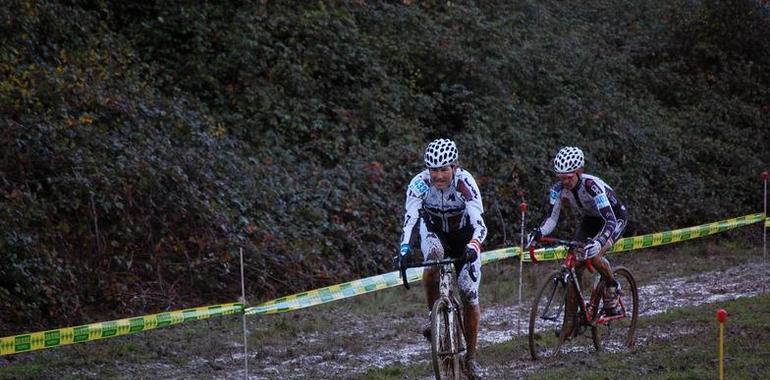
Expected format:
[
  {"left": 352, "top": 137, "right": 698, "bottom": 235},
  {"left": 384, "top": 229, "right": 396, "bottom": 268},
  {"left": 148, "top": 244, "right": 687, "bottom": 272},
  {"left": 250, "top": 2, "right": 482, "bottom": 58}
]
[
  {"left": 595, "top": 266, "right": 639, "bottom": 351},
  {"left": 431, "top": 297, "right": 463, "bottom": 380},
  {"left": 528, "top": 270, "right": 568, "bottom": 360}
]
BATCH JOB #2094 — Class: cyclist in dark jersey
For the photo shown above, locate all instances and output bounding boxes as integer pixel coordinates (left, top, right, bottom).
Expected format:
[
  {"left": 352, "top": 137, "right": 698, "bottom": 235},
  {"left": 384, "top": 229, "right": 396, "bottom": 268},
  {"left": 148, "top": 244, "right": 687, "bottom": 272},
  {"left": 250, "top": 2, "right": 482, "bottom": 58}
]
[
  {"left": 528, "top": 147, "right": 628, "bottom": 335},
  {"left": 397, "top": 138, "right": 486, "bottom": 379}
]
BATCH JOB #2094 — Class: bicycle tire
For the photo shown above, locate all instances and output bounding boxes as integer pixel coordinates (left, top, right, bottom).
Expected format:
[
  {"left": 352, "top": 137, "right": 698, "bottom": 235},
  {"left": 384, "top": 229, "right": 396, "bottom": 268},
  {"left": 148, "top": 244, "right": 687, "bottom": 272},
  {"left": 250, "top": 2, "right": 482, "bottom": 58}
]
[
  {"left": 594, "top": 266, "right": 639, "bottom": 351},
  {"left": 528, "top": 270, "right": 568, "bottom": 360},
  {"left": 431, "top": 297, "right": 463, "bottom": 380}
]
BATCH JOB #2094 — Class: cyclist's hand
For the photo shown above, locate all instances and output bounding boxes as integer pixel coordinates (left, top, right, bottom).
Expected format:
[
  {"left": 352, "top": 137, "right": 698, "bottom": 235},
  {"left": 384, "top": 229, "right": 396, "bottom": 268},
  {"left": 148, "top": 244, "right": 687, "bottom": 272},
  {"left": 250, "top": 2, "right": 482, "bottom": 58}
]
[
  {"left": 584, "top": 239, "right": 601, "bottom": 259},
  {"left": 526, "top": 228, "right": 542, "bottom": 248},
  {"left": 395, "top": 243, "right": 411, "bottom": 269}
]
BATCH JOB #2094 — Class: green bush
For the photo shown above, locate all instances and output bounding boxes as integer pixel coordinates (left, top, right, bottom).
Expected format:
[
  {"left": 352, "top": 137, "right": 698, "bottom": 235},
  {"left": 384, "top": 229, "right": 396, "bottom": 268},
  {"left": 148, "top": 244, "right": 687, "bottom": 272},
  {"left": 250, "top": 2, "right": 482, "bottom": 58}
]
[{"left": 0, "top": 0, "right": 767, "bottom": 331}]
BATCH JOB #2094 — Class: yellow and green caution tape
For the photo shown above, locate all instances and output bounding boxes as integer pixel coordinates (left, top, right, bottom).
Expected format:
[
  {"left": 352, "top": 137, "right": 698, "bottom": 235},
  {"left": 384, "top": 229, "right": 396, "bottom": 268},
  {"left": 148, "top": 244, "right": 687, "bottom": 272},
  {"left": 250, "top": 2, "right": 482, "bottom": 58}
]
[
  {"left": 2, "top": 213, "right": 767, "bottom": 355},
  {"left": 245, "top": 242, "right": 523, "bottom": 315},
  {"left": 521, "top": 213, "right": 765, "bottom": 262},
  {"left": 0, "top": 303, "right": 242, "bottom": 356}
]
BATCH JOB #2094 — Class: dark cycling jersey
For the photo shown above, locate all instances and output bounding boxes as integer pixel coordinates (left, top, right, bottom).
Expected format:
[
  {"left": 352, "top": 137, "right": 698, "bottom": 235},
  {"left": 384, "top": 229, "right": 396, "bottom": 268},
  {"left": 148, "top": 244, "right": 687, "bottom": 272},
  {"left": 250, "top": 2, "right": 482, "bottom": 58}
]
[
  {"left": 539, "top": 173, "right": 627, "bottom": 246},
  {"left": 400, "top": 168, "right": 487, "bottom": 249}
]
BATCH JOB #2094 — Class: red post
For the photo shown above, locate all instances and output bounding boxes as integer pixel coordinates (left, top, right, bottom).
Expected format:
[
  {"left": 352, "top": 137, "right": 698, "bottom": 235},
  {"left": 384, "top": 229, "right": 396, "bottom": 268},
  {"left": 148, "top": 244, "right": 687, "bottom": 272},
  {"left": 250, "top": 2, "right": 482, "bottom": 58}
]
[
  {"left": 716, "top": 309, "right": 727, "bottom": 380},
  {"left": 716, "top": 308, "right": 727, "bottom": 323}
]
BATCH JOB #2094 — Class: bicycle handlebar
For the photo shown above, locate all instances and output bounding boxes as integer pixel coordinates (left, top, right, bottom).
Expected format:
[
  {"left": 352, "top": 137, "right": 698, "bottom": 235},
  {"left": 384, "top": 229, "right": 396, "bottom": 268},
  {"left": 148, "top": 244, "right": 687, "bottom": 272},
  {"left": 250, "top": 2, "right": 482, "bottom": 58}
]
[
  {"left": 399, "top": 257, "right": 477, "bottom": 290},
  {"left": 526, "top": 236, "right": 586, "bottom": 263}
]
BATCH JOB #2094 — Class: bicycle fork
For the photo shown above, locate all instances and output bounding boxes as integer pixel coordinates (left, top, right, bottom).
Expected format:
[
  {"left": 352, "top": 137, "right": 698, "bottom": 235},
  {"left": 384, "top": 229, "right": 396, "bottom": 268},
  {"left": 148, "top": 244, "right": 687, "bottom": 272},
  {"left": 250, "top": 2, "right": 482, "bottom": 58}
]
[
  {"left": 439, "top": 268, "right": 465, "bottom": 356},
  {"left": 447, "top": 302, "right": 459, "bottom": 355}
]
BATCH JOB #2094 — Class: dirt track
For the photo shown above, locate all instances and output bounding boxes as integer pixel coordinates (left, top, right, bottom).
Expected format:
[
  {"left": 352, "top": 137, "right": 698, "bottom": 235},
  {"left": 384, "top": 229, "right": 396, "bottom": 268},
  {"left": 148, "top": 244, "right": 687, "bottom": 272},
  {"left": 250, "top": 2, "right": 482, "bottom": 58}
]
[{"left": 229, "top": 253, "right": 770, "bottom": 379}]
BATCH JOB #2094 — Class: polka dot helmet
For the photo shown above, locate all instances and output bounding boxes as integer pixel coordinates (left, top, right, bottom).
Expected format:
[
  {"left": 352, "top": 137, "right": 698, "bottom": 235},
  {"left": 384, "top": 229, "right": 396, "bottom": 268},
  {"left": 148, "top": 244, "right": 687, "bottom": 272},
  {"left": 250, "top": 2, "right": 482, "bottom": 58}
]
[
  {"left": 553, "top": 146, "right": 584, "bottom": 173},
  {"left": 424, "top": 138, "right": 459, "bottom": 168}
]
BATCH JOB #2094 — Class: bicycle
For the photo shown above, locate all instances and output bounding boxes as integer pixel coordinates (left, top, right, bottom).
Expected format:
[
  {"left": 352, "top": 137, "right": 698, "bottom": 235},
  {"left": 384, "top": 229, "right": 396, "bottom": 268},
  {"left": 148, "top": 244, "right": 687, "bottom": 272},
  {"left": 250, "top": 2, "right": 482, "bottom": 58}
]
[
  {"left": 526, "top": 236, "right": 639, "bottom": 360},
  {"left": 400, "top": 256, "right": 476, "bottom": 380}
]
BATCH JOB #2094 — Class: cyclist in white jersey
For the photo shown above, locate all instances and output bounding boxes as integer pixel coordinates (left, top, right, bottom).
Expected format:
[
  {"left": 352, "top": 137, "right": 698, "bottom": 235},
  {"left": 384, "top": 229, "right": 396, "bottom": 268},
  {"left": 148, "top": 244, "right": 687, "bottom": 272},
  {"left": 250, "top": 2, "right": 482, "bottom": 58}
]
[
  {"left": 528, "top": 147, "right": 628, "bottom": 336},
  {"left": 397, "top": 138, "right": 486, "bottom": 379}
]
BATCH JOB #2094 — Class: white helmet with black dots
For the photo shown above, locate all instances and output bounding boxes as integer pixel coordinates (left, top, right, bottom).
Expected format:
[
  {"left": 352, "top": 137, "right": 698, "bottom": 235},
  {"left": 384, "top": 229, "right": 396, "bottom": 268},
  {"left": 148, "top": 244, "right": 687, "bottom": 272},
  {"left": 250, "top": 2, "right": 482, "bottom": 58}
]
[
  {"left": 424, "top": 138, "right": 459, "bottom": 168},
  {"left": 553, "top": 146, "right": 584, "bottom": 173}
]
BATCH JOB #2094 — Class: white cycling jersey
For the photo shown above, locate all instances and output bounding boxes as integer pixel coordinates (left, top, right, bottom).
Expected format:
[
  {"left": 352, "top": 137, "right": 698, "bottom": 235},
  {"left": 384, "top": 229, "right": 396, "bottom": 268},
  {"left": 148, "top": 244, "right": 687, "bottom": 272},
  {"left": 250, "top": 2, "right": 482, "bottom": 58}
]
[
  {"left": 539, "top": 173, "right": 627, "bottom": 247},
  {"left": 400, "top": 168, "right": 487, "bottom": 248}
]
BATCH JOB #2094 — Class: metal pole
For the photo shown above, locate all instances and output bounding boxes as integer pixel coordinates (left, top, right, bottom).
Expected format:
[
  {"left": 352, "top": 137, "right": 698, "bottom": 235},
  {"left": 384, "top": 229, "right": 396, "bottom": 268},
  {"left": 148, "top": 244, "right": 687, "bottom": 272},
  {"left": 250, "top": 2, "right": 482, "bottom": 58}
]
[
  {"left": 518, "top": 202, "right": 527, "bottom": 335},
  {"left": 240, "top": 247, "right": 249, "bottom": 379},
  {"left": 762, "top": 171, "right": 767, "bottom": 263}
]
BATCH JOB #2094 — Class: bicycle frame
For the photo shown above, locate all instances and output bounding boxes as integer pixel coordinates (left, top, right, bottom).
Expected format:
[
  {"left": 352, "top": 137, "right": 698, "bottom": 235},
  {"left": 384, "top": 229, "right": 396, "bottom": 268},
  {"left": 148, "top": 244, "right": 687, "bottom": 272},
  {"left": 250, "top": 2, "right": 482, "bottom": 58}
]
[
  {"left": 535, "top": 237, "right": 628, "bottom": 325},
  {"left": 400, "top": 257, "right": 472, "bottom": 379},
  {"left": 529, "top": 236, "right": 639, "bottom": 359},
  {"left": 435, "top": 260, "right": 463, "bottom": 357},
  {"left": 401, "top": 257, "right": 465, "bottom": 333},
  {"left": 560, "top": 249, "right": 628, "bottom": 325}
]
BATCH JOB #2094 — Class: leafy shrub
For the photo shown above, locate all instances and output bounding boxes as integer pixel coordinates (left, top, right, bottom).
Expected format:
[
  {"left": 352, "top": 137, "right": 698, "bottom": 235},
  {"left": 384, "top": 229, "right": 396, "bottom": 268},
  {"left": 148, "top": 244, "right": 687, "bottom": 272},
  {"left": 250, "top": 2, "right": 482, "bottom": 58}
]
[{"left": 0, "top": 0, "right": 767, "bottom": 332}]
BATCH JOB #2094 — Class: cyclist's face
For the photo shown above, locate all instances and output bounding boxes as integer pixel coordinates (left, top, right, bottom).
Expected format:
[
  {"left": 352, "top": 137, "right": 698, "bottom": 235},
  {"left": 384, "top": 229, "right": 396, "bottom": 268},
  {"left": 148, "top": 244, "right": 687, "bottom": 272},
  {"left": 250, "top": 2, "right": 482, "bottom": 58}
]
[
  {"left": 429, "top": 165, "right": 455, "bottom": 190},
  {"left": 558, "top": 172, "right": 579, "bottom": 190}
]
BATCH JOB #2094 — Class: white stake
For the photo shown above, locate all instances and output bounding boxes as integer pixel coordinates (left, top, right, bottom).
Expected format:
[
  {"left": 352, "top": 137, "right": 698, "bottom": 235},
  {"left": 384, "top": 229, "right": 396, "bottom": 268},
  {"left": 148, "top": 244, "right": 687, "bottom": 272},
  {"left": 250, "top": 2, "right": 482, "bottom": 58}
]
[
  {"left": 762, "top": 171, "right": 768, "bottom": 264},
  {"left": 240, "top": 247, "right": 249, "bottom": 379},
  {"left": 518, "top": 202, "right": 527, "bottom": 335}
]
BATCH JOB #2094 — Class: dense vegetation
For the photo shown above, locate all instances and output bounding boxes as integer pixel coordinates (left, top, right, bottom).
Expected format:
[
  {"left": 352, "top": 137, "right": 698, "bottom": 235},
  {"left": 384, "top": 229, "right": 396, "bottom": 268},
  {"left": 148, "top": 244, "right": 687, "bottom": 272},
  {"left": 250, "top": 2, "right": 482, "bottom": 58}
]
[{"left": 1, "top": 0, "right": 768, "bottom": 332}]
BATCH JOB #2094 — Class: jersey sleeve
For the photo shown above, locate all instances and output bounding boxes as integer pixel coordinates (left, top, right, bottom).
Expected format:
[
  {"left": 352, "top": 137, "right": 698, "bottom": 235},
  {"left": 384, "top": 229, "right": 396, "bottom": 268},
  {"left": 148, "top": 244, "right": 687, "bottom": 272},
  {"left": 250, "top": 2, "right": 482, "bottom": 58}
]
[
  {"left": 539, "top": 184, "right": 562, "bottom": 236},
  {"left": 458, "top": 172, "right": 487, "bottom": 249},
  {"left": 400, "top": 173, "right": 428, "bottom": 246},
  {"left": 585, "top": 178, "right": 618, "bottom": 246}
]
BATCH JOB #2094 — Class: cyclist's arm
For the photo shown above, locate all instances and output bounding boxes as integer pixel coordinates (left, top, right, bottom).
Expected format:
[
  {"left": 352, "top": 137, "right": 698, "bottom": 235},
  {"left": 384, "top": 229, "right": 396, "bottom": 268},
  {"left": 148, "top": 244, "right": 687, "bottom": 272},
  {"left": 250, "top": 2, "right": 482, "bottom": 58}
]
[
  {"left": 458, "top": 171, "right": 487, "bottom": 250},
  {"left": 585, "top": 178, "right": 617, "bottom": 246},
  {"left": 400, "top": 173, "right": 428, "bottom": 246},
  {"left": 539, "top": 184, "right": 563, "bottom": 236}
]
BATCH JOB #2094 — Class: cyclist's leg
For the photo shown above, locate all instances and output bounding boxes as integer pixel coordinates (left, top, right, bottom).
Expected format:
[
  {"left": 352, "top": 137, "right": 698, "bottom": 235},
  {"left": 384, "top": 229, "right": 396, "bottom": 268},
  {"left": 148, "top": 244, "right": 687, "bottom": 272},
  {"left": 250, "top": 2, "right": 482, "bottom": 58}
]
[
  {"left": 451, "top": 226, "right": 481, "bottom": 374},
  {"left": 592, "top": 217, "right": 628, "bottom": 314},
  {"left": 458, "top": 252, "right": 481, "bottom": 355},
  {"left": 561, "top": 266, "right": 581, "bottom": 340},
  {"left": 564, "top": 217, "right": 605, "bottom": 336},
  {"left": 589, "top": 216, "right": 627, "bottom": 283},
  {"left": 420, "top": 219, "right": 444, "bottom": 310},
  {"left": 578, "top": 216, "right": 616, "bottom": 285}
]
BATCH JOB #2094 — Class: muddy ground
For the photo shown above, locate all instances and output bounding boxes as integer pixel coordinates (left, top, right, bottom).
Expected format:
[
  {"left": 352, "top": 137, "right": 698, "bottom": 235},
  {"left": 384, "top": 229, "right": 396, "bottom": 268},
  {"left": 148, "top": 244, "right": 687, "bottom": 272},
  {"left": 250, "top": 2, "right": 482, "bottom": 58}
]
[
  {"left": 1, "top": 243, "right": 768, "bottom": 379},
  {"left": 238, "top": 248, "right": 770, "bottom": 380}
]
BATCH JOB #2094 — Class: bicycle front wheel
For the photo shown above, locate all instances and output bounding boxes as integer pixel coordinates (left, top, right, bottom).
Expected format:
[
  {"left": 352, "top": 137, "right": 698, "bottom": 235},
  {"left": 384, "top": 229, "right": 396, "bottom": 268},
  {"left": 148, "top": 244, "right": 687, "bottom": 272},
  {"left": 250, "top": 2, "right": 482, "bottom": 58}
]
[
  {"left": 430, "top": 297, "right": 463, "bottom": 380},
  {"left": 596, "top": 266, "right": 639, "bottom": 351},
  {"left": 528, "top": 270, "right": 568, "bottom": 360}
]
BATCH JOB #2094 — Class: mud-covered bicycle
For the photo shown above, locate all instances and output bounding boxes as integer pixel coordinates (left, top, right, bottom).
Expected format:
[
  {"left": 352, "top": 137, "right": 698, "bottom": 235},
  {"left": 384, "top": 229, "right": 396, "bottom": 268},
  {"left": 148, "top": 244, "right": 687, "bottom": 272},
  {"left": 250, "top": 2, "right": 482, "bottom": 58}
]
[
  {"left": 400, "top": 256, "right": 476, "bottom": 380},
  {"left": 527, "top": 236, "right": 639, "bottom": 360}
]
